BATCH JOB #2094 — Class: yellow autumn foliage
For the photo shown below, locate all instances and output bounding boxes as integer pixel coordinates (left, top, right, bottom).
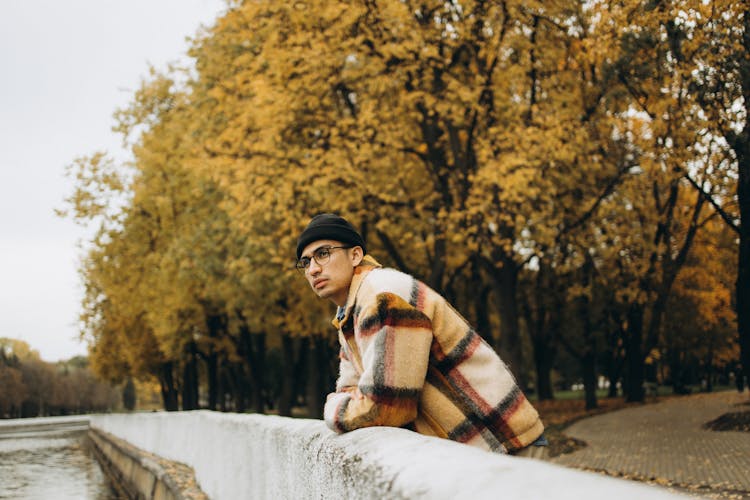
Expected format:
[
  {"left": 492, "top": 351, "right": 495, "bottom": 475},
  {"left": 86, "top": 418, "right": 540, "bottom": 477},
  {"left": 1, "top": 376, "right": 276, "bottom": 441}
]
[{"left": 60, "top": 0, "right": 745, "bottom": 408}]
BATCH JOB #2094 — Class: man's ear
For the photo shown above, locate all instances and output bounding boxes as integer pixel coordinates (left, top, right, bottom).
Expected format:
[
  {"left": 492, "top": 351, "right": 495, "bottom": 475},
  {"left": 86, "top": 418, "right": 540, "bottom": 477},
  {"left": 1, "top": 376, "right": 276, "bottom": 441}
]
[{"left": 351, "top": 246, "right": 364, "bottom": 266}]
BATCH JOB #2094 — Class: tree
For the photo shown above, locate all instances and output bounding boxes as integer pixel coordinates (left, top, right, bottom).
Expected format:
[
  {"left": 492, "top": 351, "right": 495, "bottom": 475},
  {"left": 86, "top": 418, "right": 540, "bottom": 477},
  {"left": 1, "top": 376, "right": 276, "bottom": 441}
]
[
  {"left": 0, "top": 365, "right": 26, "bottom": 418},
  {"left": 61, "top": 0, "right": 743, "bottom": 412},
  {"left": 679, "top": 1, "right": 750, "bottom": 390},
  {"left": 607, "top": 0, "right": 747, "bottom": 399},
  {"left": 122, "top": 377, "right": 137, "bottom": 411},
  {"left": 663, "top": 215, "right": 738, "bottom": 392}
]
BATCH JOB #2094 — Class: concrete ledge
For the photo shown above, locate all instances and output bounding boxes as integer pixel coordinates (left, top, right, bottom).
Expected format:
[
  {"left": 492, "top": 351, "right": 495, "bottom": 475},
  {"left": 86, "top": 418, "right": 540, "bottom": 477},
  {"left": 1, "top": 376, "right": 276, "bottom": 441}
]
[
  {"left": 89, "top": 426, "right": 206, "bottom": 500},
  {"left": 0, "top": 415, "right": 90, "bottom": 435},
  {"left": 91, "top": 411, "right": 688, "bottom": 500}
]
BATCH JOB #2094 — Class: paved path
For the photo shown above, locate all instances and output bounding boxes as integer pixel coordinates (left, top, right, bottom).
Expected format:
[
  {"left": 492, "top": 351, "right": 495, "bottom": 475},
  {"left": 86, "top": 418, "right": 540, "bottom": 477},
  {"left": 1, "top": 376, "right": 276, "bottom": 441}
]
[{"left": 553, "top": 390, "right": 750, "bottom": 497}]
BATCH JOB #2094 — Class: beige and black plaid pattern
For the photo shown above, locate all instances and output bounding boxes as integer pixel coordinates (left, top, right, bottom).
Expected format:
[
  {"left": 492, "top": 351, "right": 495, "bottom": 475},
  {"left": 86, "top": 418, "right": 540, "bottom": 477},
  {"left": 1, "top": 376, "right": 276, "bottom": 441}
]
[{"left": 323, "top": 260, "right": 544, "bottom": 453}]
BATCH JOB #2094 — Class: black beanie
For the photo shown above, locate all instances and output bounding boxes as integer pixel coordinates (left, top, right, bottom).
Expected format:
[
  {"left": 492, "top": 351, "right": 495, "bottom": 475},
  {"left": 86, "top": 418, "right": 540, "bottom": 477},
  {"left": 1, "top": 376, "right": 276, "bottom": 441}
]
[{"left": 296, "top": 213, "right": 366, "bottom": 259}]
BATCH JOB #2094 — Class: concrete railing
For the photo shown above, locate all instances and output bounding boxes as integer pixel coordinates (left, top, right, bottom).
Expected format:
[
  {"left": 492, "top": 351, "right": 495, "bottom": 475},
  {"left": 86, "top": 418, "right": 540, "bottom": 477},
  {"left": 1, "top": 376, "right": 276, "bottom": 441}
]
[
  {"left": 91, "top": 411, "right": 687, "bottom": 500},
  {"left": 0, "top": 414, "right": 90, "bottom": 434},
  {"left": 89, "top": 427, "right": 205, "bottom": 500}
]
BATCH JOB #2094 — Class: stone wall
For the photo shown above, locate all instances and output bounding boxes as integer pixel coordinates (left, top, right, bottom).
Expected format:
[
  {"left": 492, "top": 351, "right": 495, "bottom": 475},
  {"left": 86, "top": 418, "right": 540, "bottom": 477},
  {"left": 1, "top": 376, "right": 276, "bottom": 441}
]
[
  {"left": 89, "top": 427, "right": 206, "bottom": 500},
  {"left": 90, "top": 411, "right": 686, "bottom": 500}
]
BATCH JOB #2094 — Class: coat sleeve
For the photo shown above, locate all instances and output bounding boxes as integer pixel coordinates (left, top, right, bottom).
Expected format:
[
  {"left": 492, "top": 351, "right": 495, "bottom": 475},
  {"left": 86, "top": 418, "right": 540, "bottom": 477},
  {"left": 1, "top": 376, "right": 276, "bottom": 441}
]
[
  {"left": 324, "top": 292, "right": 433, "bottom": 433},
  {"left": 335, "top": 346, "right": 359, "bottom": 391}
]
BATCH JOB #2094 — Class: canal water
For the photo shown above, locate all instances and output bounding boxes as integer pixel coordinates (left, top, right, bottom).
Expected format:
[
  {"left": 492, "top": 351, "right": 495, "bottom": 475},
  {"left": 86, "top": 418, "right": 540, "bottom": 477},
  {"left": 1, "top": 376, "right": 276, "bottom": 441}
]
[{"left": 0, "top": 423, "right": 117, "bottom": 499}]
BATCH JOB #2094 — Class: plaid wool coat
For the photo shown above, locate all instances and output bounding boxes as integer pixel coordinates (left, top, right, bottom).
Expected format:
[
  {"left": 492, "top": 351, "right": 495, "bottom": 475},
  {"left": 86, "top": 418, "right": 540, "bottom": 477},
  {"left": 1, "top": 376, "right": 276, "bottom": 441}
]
[{"left": 323, "top": 257, "right": 544, "bottom": 453}]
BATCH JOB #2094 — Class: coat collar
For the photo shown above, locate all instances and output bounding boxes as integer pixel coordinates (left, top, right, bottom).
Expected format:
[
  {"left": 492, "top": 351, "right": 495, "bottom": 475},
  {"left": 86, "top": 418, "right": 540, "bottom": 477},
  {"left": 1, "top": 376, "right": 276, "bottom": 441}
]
[{"left": 332, "top": 254, "right": 381, "bottom": 329}]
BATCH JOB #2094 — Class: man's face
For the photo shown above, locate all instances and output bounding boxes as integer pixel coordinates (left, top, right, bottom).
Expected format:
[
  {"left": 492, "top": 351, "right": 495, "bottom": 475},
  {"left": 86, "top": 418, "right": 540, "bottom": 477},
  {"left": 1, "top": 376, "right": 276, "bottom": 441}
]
[{"left": 300, "top": 239, "right": 363, "bottom": 307}]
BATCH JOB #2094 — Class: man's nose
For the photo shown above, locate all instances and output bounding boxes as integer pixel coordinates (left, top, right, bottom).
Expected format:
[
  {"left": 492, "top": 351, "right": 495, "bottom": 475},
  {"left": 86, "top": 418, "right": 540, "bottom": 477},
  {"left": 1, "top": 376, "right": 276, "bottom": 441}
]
[{"left": 307, "top": 258, "right": 322, "bottom": 275}]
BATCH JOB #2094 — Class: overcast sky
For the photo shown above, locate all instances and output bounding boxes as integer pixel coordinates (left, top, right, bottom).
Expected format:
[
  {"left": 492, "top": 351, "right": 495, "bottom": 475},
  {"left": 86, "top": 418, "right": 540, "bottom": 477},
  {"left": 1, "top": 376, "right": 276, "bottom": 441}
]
[{"left": 0, "top": 0, "right": 227, "bottom": 361}]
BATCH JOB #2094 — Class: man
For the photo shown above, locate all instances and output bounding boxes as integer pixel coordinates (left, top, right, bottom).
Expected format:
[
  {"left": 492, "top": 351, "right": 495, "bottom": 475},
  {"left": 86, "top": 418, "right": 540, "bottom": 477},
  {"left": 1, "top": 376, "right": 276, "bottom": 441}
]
[{"left": 296, "top": 213, "right": 547, "bottom": 457}]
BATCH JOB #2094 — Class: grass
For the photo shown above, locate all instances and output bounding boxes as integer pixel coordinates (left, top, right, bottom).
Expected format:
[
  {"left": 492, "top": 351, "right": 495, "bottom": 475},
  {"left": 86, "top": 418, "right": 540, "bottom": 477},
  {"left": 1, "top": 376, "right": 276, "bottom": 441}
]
[
  {"left": 539, "top": 389, "right": 614, "bottom": 401},
  {"left": 537, "top": 384, "right": 735, "bottom": 402}
]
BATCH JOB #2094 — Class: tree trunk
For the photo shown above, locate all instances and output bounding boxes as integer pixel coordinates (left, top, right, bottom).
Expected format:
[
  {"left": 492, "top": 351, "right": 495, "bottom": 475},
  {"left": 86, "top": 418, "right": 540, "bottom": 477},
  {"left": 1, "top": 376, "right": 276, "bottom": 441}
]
[
  {"left": 602, "top": 308, "right": 625, "bottom": 397},
  {"left": 484, "top": 254, "right": 525, "bottom": 387},
  {"left": 580, "top": 258, "right": 597, "bottom": 410},
  {"left": 606, "top": 366, "right": 619, "bottom": 397},
  {"left": 604, "top": 346, "right": 623, "bottom": 398},
  {"left": 306, "top": 336, "right": 325, "bottom": 419},
  {"left": 230, "top": 363, "right": 247, "bottom": 412},
  {"left": 496, "top": 262, "right": 523, "bottom": 385},
  {"left": 295, "top": 337, "right": 310, "bottom": 409},
  {"left": 534, "top": 341, "right": 555, "bottom": 401},
  {"left": 240, "top": 326, "right": 268, "bottom": 414},
  {"left": 532, "top": 301, "right": 556, "bottom": 402},
  {"left": 736, "top": 137, "right": 750, "bottom": 394},
  {"left": 278, "top": 334, "right": 295, "bottom": 417},
  {"left": 735, "top": 10, "right": 750, "bottom": 395},
  {"left": 669, "top": 348, "right": 690, "bottom": 394},
  {"left": 625, "top": 304, "right": 645, "bottom": 402},
  {"left": 205, "top": 313, "right": 227, "bottom": 411},
  {"left": 475, "top": 284, "right": 493, "bottom": 343},
  {"left": 207, "top": 349, "right": 218, "bottom": 411},
  {"left": 428, "top": 236, "right": 447, "bottom": 292},
  {"left": 532, "top": 265, "right": 558, "bottom": 401},
  {"left": 159, "top": 362, "right": 179, "bottom": 411},
  {"left": 218, "top": 363, "right": 227, "bottom": 412},
  {"left": 582, "top": 348, "right": 598, "bottom": 410},
  {"left": 181, "top": 341, "right": 199, "bottom": 410},
  {"left": 705, "top": 344, "right": 714, "bottom": 393},
  {"left": 253, "top": 333, "right": 267, "bottom": 413}
]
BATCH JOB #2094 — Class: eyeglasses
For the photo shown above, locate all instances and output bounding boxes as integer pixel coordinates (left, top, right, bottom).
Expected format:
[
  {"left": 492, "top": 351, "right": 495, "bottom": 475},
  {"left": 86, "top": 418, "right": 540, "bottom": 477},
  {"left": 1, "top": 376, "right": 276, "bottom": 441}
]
[{"left": 295, "top": 246, "right": 351, "bottom": 272}]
